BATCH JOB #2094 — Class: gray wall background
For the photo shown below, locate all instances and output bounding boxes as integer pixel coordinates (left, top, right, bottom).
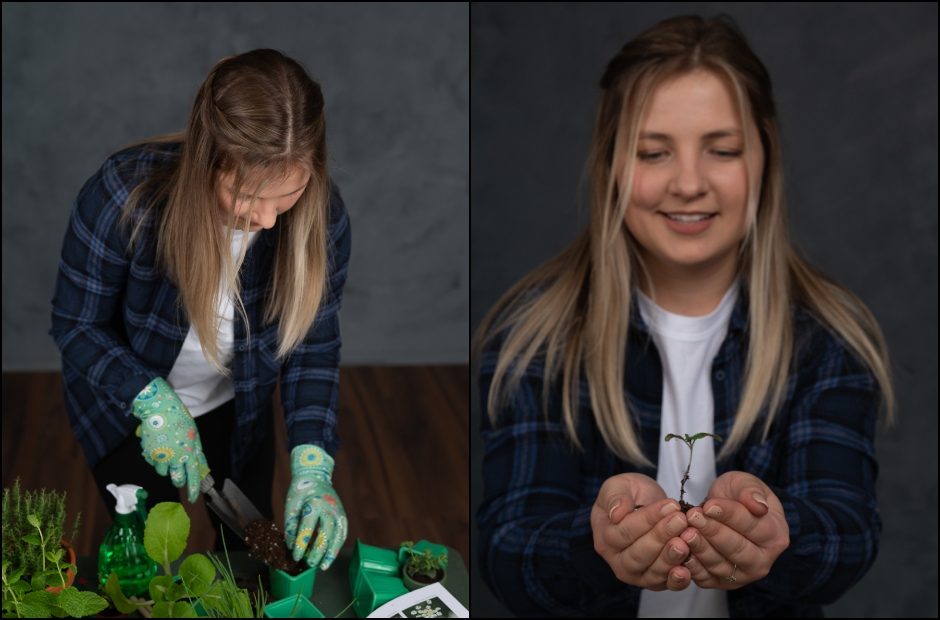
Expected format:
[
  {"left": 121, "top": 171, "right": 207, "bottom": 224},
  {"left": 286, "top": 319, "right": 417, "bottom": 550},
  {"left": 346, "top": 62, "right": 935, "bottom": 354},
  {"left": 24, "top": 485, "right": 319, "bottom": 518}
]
[
  {"left": 2, "top": 2, "right": 468, "bottom": 369},
  {"left": 471, "top": 3, "right": 937, "bottom": 618}
]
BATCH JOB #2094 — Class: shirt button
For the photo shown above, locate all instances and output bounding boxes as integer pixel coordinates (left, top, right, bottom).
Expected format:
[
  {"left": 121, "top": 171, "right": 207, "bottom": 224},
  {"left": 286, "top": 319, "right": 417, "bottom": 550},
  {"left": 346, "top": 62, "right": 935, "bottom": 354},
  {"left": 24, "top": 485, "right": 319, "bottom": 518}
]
[
  {"left": 715, "top": 370, "right": 725, "bottom": 381},
  {"left": 237, "top": 344, "right": 246, "bottom": 352},
  {"left": 120, "top": 402, "right": 127, "bottom": 409}
]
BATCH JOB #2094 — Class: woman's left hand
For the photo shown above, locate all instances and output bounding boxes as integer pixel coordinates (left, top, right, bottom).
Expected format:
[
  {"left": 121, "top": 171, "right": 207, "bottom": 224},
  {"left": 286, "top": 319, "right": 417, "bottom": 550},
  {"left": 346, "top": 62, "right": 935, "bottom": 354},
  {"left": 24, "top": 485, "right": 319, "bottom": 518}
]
[
  {"left": 283, "top": 444, "right": 349, "bottom": 571},
  {"left": 679, "top": 471, "right": 789, "bottom": 589}
]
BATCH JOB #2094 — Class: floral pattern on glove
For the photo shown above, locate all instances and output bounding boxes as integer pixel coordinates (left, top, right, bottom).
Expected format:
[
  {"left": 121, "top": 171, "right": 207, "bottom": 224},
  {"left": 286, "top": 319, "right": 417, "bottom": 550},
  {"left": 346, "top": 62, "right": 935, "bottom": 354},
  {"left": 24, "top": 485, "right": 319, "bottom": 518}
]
[
  {"left": 132, "top": 377, "right": 210, "bottom": 503},
  {"left": 283, "top": 444, "right": 348, "bottom": 571}
]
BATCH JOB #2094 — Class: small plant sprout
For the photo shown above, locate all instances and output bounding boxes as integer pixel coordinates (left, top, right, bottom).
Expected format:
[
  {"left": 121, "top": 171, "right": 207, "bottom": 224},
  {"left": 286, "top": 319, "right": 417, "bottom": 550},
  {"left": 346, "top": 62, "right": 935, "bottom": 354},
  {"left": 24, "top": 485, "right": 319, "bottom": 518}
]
[{"left": 664, "top": 432, "right": 723, "bottom": 513}]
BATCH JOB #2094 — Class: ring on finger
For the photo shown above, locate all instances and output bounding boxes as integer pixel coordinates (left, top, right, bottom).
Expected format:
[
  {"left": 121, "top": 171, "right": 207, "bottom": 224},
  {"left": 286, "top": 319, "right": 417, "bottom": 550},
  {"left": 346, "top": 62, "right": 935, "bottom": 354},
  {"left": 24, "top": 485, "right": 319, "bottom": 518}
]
[{"left": 725, "top": 563, "right": 738, "bottom": 583}]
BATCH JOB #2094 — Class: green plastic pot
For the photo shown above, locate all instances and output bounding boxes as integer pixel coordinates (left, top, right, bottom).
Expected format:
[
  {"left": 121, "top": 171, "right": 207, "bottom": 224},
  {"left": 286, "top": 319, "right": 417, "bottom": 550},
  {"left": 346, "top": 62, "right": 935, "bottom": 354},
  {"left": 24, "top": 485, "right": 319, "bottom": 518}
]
[
  {"left": 269, "top": 565, "right": 317, "bottom": 601},
  {"left": 397, "top": 540, "right": 449, "bottom": 565},
  {"left": 353, "top": 571, "right": 408, "bottom": 618},
  {"left": 263, "top": 594, "right": 324, "bottom": 618},
  {"left": 349, "top": 539, "right": 400, "bottom": 601}
]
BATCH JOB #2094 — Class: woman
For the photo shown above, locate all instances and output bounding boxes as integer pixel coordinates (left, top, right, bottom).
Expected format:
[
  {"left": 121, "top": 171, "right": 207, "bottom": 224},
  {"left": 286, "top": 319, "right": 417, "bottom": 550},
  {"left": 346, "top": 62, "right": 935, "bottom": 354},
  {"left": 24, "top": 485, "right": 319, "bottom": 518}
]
[
  {"left": 475, "top": 15, "right": 895, "bottom": 617},
  {"left": 50, "top": 49, "right": 350, "bottom": 570}
]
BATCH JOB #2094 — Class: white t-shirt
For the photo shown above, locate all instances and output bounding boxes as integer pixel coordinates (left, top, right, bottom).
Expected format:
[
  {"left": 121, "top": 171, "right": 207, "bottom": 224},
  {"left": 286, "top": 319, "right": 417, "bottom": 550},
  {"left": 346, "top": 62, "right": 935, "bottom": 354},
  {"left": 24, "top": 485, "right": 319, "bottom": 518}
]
[
  {"left": 635, "top": 281, "right": 738, "bottom": 619},
  {"left": 166, "top": 229, "right": 259, "bottom": 417}
]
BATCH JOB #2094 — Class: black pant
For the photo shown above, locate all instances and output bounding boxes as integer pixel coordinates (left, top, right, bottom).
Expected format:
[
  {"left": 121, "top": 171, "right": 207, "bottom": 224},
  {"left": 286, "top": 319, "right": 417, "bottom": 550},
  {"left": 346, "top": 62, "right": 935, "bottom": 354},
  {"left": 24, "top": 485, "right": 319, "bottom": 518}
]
[{"left": 92, "top": 399, "right": 274, "bottom": 552}]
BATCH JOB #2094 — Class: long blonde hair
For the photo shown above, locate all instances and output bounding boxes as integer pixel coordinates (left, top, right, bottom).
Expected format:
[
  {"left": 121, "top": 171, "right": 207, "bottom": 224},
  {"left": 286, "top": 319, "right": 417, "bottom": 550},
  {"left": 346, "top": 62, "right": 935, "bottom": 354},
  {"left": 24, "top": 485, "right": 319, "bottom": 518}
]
[
  {"left": 474, "top": 15, "right": 896, "bottom": 468},
  {"left": 116, "top": 48, "right": 331, "bottom": 375}
]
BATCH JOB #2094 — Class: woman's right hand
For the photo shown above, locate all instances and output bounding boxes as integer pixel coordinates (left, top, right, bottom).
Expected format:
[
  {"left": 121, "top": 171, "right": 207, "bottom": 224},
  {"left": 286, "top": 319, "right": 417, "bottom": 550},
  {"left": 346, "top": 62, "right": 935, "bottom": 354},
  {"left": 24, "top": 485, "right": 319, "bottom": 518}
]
[
  {"left": 131, "top": 377, "right": 210, "bottom": 503},
  {"left": 591, "top": 473, "right": 693, "bottom": 591}
]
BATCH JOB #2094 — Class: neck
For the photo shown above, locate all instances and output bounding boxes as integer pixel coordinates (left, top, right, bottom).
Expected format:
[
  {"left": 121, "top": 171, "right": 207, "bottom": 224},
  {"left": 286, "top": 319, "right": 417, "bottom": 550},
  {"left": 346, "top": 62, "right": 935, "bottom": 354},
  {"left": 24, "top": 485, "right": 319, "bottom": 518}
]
[{"left": 636, "top": 248, "right": 739, "bottom": 316}]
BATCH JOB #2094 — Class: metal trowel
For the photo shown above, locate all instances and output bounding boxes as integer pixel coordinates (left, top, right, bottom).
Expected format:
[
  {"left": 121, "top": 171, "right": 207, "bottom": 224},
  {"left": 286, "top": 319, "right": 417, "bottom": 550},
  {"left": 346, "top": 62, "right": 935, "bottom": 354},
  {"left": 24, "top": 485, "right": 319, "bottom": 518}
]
[{"left": 199, "top": 473, "right": 265, "bottom": 539}]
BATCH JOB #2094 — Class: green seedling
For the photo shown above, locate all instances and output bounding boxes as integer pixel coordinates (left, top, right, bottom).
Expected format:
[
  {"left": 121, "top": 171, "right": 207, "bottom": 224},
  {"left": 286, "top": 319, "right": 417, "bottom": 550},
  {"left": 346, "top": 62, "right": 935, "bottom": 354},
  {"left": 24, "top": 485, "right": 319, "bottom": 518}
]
[{"left": 664, "top": 433, "right": 723, "bottom": 513}]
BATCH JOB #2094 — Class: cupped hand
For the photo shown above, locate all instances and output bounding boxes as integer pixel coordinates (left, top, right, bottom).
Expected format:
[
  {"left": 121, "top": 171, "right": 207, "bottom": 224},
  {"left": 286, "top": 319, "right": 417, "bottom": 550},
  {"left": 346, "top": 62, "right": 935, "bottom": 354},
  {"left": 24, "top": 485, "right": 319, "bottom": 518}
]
[
  {"left": 591, "top": 473, "right": 696, "bottom": 591},
  {"left": 679, "top": 470, "right": 789, "bottom": 589}
]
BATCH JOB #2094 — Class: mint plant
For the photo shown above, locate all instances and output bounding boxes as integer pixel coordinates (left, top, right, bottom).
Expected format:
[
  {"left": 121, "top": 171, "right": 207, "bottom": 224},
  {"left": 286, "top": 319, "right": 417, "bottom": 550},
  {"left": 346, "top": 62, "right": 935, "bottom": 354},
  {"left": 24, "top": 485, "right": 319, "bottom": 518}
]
[
  {"left": 1, "top": 515, "right": 108, "bottom": 618},
  {"left": 664, "top": 432, "right": 723, "bottom": 513}
]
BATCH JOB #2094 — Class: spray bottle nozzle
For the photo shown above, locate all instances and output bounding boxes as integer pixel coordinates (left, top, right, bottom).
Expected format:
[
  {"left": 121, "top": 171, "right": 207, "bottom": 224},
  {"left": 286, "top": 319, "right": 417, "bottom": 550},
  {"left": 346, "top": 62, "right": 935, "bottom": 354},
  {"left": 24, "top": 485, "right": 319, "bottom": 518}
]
[{"left": 107, "top": 484, "right": 143, "bottom": 515}]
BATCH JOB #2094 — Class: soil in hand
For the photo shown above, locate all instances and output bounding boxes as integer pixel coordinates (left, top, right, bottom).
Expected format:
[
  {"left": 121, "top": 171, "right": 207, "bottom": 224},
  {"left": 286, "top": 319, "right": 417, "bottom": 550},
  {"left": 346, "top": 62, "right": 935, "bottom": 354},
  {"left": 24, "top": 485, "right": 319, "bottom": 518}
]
[{"left": 243, "top": 519, "right": 305, "bottom": 575}]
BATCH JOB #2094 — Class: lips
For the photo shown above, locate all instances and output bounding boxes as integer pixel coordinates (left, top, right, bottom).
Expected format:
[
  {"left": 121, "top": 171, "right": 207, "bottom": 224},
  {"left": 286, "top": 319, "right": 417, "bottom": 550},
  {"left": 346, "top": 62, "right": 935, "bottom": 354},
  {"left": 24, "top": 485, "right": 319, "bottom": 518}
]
[
  {"left": 659, "top": 211, "right": 717, "bottom": 234},
  {"left": 659, "top": 211, "right": 717, "bottom": 216}
]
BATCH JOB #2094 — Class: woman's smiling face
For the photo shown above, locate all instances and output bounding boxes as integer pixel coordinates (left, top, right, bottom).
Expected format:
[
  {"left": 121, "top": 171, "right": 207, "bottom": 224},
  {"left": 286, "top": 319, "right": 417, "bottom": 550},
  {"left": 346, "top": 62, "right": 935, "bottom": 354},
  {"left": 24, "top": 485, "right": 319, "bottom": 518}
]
[{"left": 625, "top": 70, "right": 764, "bottom": 275}]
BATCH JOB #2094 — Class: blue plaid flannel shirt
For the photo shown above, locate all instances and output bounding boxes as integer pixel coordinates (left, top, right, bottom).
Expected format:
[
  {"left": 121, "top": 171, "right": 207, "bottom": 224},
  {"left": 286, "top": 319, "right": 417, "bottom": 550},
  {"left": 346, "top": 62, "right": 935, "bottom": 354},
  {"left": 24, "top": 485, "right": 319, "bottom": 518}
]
[
  {"left": 477, "top": 290, "right": 882, "bottom": 617},
  {"left": 50, "top": 142, "right": 351, "bottom": 480}
]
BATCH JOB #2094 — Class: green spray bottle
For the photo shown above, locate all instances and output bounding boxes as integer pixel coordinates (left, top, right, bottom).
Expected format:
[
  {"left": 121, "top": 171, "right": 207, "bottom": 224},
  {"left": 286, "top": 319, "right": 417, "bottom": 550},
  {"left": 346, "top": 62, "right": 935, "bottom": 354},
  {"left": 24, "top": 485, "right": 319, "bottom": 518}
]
[{"left": 97, "top": 484, "right": 158, "bottom": 597}]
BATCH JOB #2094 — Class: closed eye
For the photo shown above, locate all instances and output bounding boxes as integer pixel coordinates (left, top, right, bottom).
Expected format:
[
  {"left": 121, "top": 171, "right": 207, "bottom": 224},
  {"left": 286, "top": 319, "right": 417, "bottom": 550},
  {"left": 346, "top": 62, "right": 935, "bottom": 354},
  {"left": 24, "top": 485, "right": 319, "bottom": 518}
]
[
  {"left": 234, "top": 187, "right": 305, "bottom": 202},
  {"left": 638, "top": 150, "right": 742, "bottom": 162}
]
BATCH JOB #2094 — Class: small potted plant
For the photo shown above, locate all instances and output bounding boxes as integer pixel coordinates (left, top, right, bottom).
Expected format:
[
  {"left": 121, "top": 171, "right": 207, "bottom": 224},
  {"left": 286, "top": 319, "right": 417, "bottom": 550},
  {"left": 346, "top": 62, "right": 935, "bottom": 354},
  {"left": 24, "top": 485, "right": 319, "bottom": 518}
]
[
  {"left": 1, "top": 479, "right": 108, "bottom": 617},
  {"left": 399, "top": 541, "right": 448, "bottom": 591},
  {"left": 664, "top": 432, "right": 723, "bottom": 513}
]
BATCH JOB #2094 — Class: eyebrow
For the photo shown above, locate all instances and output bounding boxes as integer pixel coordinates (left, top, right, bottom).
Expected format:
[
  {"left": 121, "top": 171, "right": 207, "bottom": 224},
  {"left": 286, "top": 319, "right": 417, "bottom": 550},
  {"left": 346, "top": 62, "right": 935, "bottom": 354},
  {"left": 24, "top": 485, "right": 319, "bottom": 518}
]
[
  {"left": 639, "top": 128, "right": 742, "bottom": 142},
  {"left": 228, "top": 183, "right": 307, "bottom": 199}
]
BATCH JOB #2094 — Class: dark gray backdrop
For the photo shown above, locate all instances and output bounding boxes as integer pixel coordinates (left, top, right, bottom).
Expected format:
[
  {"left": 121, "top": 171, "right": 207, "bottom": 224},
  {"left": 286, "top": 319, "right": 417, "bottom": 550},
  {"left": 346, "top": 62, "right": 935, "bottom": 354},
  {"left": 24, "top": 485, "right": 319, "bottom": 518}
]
[
  {"left": 471, "top": 3, "right": 938, "bottom": 618},
  {"left": 2, "top": 2, "right": 469, "bottom": 369}
]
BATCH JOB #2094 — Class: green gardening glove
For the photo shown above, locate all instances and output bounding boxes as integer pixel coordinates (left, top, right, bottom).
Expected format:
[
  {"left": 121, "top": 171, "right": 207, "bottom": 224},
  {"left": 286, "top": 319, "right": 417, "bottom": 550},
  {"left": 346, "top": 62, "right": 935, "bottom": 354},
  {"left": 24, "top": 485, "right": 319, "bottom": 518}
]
[
  {"left": 283, "top": 444, "right": 348, "bottom": 570},
  {"left": 131, "top": 377, "right": 210, "bottom": 503}
]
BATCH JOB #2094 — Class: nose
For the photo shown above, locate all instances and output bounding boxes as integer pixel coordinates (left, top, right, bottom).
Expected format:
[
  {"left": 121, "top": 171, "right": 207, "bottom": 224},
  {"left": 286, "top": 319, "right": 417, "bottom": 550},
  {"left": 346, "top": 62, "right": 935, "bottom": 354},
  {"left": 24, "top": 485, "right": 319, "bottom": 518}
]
[
  {"left": 669, "top": 153, "right": 708, "bottom": 198},
  {"left": 251, "top": 203, "right": 278, "bottom": 229}
]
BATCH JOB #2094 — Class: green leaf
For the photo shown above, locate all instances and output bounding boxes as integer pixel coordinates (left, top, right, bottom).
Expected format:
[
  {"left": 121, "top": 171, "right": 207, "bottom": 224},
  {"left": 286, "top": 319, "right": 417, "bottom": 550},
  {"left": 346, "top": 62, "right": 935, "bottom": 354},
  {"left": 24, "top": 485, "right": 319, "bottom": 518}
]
[
  {"left": 45, "top": 548, "right": 64, "bottom": 564},
  {"left": 179, "top": 554, "right": 215, "bottom": 598},
  {"left": 164, "top": 582, "right": 189, "bottom": 601},
  {"left": 104, "top": 572, "right": 140, "bottom": 614},
  {"left": 688, "top": 432, "right": 722, "bottom": 443},
  {"left": 152, "top": 601, "right": 172, "bottom": 617},
  {"left": 16, "top": 600, "right": 53, "bottom": 618},
  {"left": 22, "top": 589, "right": 56, "bottom": 608},
  {"left": 144, "top": 502, "right": 190, "bottom": 571},
  {"left": 56, "top": 587, "right": 109, "bottom": 617},
  {"left": 150, "top": 575, "right": 175, "bottom": 603},
  {"left": 664, "top": 434, "right": 685, "bottom": 443},
  {"left": 31, "top": 571, "right": 49, "bottom": 590},
  {"left": 26, "top": 514, "right": 41, "bottom": 529},
  {"left": 8, "top": 579, "right": 30, "bottom": 597},
  {"left": 171, "top": 600, "right": 197, "bottom": 617},
  {"left": 235, "top": 589, "right": 252, "bottom": 614},
  {"left": 7, "top": 566, "right": 25, "bottom": 584},
  {"left": 198, "top": 581, "right": 227, "bottom": 613},
  {"left": 23, "top": 533, "right": 41, "bottom": 546}
]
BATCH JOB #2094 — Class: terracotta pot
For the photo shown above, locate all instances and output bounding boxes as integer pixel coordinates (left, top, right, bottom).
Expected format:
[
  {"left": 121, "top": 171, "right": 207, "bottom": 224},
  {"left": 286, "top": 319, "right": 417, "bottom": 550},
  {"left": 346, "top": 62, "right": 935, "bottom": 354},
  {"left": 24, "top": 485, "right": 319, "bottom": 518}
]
[{"left": 45, "top": 538, "right": 77, "bottom": 593}]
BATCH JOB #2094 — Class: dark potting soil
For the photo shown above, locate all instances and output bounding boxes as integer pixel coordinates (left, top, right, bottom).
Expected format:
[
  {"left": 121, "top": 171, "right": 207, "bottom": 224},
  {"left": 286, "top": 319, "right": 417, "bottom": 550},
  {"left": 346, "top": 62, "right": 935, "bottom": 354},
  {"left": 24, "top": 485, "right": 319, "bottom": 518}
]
[
  {"left": 407, "top": 567, "right": 444, "bottom": 585},
  {"left": 243, "top": 519, "right": 305, "bottom": 575}
]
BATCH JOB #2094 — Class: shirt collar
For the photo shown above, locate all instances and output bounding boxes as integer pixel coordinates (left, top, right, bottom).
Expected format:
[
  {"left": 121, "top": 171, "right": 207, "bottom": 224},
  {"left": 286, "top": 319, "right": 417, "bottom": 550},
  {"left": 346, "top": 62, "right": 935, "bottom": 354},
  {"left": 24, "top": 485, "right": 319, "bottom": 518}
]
[{"left": 630, "top": 281, "right": 749, "bottom": 337}]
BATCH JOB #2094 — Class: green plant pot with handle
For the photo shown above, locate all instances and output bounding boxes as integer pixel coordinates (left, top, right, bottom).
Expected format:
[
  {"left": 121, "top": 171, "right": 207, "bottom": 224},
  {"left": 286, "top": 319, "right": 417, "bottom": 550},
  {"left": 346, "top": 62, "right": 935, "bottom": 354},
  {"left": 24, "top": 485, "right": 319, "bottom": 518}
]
[
  {"left": 349, "top": 539, "right": 399, "bottom": 602},
  {"left": 353, "top": 571, "right": 408, "bottom": 618},
  {"left": 263, "top": 594, "right": 324, "bottom": 618},
  {"left": 269, "top": 565, "right": 316, "bottom": 601}
]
